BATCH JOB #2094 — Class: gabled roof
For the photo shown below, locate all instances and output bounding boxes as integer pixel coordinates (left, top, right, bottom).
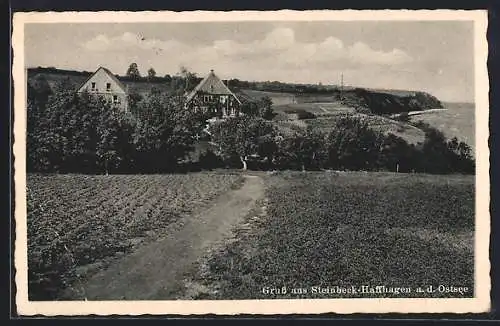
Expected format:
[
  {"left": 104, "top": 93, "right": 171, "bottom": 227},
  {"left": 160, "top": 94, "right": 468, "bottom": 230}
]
[
  {"left": 76, "top": 66, "right": 128, "bottom": 94},
  {"left": 186, "top": 70, "right": 241, "bottom": 104}
]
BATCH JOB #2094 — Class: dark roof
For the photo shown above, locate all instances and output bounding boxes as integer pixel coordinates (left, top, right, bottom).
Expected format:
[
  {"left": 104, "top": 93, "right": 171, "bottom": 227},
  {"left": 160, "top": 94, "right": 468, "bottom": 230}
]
[{"left": 186, "top": 70, "right": 241, "bottom": 104}]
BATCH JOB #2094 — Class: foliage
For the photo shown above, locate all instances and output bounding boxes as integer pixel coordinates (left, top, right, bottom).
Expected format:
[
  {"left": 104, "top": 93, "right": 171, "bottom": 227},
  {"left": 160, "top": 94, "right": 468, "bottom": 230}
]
[
  {"left": 413, "top": 121, "right": 475, "bottom": 174},
  {"left": 26, "top": 81, "right": 473, "bottom": 175},
  {"left": 209, "top": 116, "right": 278, "bottom": 169},
  {"left": 239, "top": 95, "right": 275, "bottom": 120},
  {"left": 395, "top": 111, "right": 410, "bottom": 122},
  {"left": 96, "top": 108, "right": 134, "bottom": 174},
  {"left": 273, "top": 128, "right": 327, "bottom": 171},
  {"left": 283, "top": 108, "right": 316, "bottom": 120},
  {"left": 179, "top": 66, "right": 201, "bottom": 93},
  {"left": 126, "top": 62, "right": 141, "bottom": 79},
  {"left": 147, "top": 67, "right": 157, "bottom": 79},
  {"left": 27, "top": 88, "right": 134, "bottom": 173},
  {"left": 377, "top": 133, "right": 420, "bottom": 172},
  {"left": 132, "top": 93, "right": 207, "bottom": 172},
  {"left": 127, "top": 91, "right": 144, "bottom": 116},
  {"left": 258, "top": 96, "right": 274, "bottom": 120},
  {"left": 325, "top": 116, "right": 384, "bottom": 171},
  {"left": 28, "top": 74, "right": 52, "bottom": 107},
  {"left": 240, "top": 101, "right": 260, "bottom": 117}
]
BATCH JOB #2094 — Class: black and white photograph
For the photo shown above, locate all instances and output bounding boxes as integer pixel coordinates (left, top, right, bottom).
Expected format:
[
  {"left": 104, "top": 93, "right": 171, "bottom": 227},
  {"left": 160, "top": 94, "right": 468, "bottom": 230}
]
[{"left": 13, "top": 10, "right": 490, "bottom": 315}]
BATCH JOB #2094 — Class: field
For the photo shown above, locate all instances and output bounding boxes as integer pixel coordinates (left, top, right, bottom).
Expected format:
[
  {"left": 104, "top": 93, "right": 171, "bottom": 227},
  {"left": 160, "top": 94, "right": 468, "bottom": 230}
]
[
  {"left": 273, "top": 103, "right": 355, "bottom": 116},
  {"left": 270, "top": 105, "right": 426, "bottom": 145},
  {"left": 188, "top": 171, "right": 475, "bottom": 299},
  {"left": 410, "top": 102, "right": 475, "bottom": 153},
  {"left": 27, "top": 173, "right": 244, "bottom": 300},
  {"left": 306, "top": 114, "right": 426, "bottom": 145},
  {"left": 239, "top": 89, "right": 297, "bottom": 106}
]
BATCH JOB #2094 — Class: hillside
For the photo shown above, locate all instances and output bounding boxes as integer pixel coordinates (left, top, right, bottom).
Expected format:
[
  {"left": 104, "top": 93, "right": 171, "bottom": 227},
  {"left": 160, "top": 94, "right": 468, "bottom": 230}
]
[
  {"left": 27, "top": 67, "right": 173, "bottom": 96},
  {"left": 28, "top": 66, "right": 444, "bottom": 115}
]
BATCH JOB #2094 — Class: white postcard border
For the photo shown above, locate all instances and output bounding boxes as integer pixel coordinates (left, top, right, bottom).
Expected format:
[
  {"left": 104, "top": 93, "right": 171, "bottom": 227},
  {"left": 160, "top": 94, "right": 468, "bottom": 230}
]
[{"left": 12, "top": 9, "right": 490, "bottom": 316}]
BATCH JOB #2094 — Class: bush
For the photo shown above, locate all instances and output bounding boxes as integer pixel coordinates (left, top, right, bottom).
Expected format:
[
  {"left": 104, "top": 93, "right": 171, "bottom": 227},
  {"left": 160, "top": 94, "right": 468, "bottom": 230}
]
[
  {"left": 27, "top": 85, "right": 207, "bottom": 174},
  {"left": 199, "top": 149, "right": 225, "bottom": 170},
  {"left": 273, "top": 129, "right": 326, "bottom": 171},
  {"left": 209, "top": 116, "right": 278, "bottom": 170},
  {"left": 412, "top": 121, "right": 475, "bottom": 174},
  {"left": 283, "top": 109, "right": 316, "bottom": 120},
  {"left": 325, "top": 116, "right": 383, "bottom": 171}
]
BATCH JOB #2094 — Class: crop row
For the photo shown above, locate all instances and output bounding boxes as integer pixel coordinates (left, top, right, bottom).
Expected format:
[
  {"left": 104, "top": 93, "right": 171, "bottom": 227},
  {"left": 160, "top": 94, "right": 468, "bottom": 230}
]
[{"left": 27, "top": 173, "right": 244, "bottom": 300}]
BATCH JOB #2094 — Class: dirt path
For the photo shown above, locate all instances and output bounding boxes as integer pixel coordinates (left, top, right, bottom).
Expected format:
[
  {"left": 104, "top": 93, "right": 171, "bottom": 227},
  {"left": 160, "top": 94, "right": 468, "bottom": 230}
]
[{"left": 73, "top": 175, "right": 264, "bottom": 300}]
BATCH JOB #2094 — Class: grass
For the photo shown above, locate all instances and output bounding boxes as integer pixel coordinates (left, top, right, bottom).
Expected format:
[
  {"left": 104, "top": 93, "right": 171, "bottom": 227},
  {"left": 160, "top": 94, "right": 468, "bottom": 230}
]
[
  {"left": 189, "top": 171, "right": 475, "bottom": 299},
  {"left": 304, "top": 113, "right": 426, "bottom": 145},
  {"left": 239, "top": 89, "right": 297, "bottom": 106},
  {"left": 27, "top": 172, "right": 245, "bottom": 300},
  {"left": 273, "top": 103, "right": 355, "bottom": 116},
  {"left": 271, "top": 109, "right": 425, "bottom": 145}
]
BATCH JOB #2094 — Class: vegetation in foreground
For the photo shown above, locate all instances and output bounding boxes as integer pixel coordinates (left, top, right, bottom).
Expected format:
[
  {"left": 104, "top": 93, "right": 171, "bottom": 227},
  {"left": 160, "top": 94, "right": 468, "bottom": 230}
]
[
  {"left": 188, "top": 171, "right": 474, "bottom": 299},
  {"left": 27, "top": 173, "right": 244, "bottom": 300},
  {"left": 28, "top": 65, "right": 474, "bottom": 176}
]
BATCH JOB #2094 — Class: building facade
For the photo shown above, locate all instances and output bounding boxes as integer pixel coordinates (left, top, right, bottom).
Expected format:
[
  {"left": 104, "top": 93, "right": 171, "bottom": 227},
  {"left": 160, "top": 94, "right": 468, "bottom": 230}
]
[
  {"left": 76, "top": 66, "right": 128, "bottom": 112},
  {"left": 185, "top": 70, "right": 241, "bottom": 118}
]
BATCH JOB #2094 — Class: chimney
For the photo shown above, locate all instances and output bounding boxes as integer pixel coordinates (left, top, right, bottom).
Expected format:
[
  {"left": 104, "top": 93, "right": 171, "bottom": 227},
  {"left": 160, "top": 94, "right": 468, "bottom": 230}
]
[{"left": 210, "top": 69, "right": 214, "bottom": 74}]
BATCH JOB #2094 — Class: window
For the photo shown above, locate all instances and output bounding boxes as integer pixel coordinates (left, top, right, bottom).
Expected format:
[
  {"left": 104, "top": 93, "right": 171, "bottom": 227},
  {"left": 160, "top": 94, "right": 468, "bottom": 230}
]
[
  {"left": 106, "top": 83, "right": 111, "bottom": 91},
  {"left": 113, "top": 95, "right": 119, "bottom": 104},
  {"left": 91, "top": 82, "right": 96, "bottom": 91},
  {"left": 203, "top": 95, "right": 211, "bottom": 103}
]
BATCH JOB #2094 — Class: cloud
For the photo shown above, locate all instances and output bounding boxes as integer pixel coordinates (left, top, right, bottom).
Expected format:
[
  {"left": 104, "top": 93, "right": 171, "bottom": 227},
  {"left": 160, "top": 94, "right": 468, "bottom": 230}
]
[
  {"left": 82, "top": 28, "right": 412, "bottom": 68},
  {"left": 348, "top": 42, "right": 413, "bottom": 65},
  {"left": 260, "top": 27, "right": 295, "bottom": 50},
  {"left": 83, "top": 32, "right": 190, "bottom": 54}
]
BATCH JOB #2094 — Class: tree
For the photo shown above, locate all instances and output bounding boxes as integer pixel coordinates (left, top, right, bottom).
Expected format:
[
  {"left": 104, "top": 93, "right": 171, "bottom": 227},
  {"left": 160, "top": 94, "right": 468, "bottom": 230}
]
[
  {"left": 127, "top": 91, "right": 143, "bottom": 116},
  {"left": 378, "top": 133, "right": 418, "bottom": 172},
  {"left": 209, "top": 116, "right": 278, "bottom": 170},
  {"left": 258, "top": 96, "right": 274, "bottom": 120},
  {"left": 325, "top": 116, "right": 383, "bottom": 171},
  {"left": 179, "top": 66, "right": 198, "bottom": 92},
  {"left": 29, "top": 74, "right": 52, "bottom": 108},
  {"left": 240, "top": 101, "right": 260, "bottom": 117},
  {"left": 126, "top": 63, "right": 141, "bottom": 79},
  {"left": 132, "top": 94, "right": 206, "bottom": 172},
  {"left": 147, "top": 67, "right": 156, "bottom": 80},
  {"left": 274, "top": 128, "right": 327, "bottom": 171},
  {"left": 96, "top": 107, "right": 134, "bottom": 175}
]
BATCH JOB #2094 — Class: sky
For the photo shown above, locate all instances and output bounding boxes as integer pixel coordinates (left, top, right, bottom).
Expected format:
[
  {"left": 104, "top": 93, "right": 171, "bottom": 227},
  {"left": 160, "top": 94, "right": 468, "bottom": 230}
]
[{"left": 24, "top": 21, "right": 475, "bottom": 102}]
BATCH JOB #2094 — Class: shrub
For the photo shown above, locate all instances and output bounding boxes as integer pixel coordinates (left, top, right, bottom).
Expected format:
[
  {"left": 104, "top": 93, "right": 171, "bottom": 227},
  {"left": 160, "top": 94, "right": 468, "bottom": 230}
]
[
  {"left": 199, "top": 149, "right": 225, "bottom": 170},
  {"left": 283, "top": 109, "right": 316, "bottom": 120},
  {"left": 209, "top": 116, "right": 278, "bottom": 170},
  {"left": 413, "top": 121, "right": 475, "bottom": 174},
  {"left": 273, "top": 128, "right": 327, "bottom": 171},
  {"left": 325, "top": 116, "right": 383, "bottom": 171}
]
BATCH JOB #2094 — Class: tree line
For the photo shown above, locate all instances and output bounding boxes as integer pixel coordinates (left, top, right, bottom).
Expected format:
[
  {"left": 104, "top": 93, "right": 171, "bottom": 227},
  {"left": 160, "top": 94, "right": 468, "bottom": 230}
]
[
  {"left": 208, "top": 115, "right": 474, "bottom": 174},
  {"left": 27, "top": 80, "right": 475, "bottom": 175}
]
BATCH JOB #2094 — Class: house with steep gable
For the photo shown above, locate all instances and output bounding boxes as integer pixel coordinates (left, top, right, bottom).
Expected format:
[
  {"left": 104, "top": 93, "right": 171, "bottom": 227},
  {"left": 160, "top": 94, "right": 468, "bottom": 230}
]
[
  {"left": 185, "top": 69, "right": 241, "bottom": 118},
  {"left": 77, "top": 66, "right": 128, "bottom": 112}
]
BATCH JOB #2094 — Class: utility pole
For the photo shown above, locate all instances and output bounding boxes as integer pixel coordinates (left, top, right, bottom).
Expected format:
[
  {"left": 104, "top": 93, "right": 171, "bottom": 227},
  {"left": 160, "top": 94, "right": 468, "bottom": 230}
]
[{"left": 340, "top": 72, "right": 344, "bottom": 101}]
